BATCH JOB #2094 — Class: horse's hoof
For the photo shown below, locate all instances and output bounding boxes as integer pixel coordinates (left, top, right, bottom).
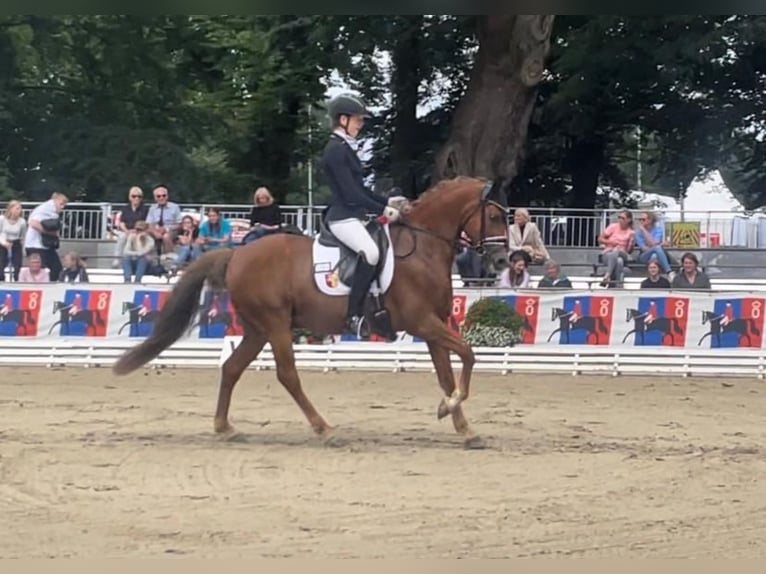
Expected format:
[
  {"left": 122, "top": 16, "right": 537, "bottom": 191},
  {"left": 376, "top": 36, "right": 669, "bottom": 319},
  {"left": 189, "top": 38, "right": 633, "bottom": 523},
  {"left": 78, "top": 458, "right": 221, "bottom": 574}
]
[
  {"left": 463, "top": 435, "right": 487, "bottom": 450},
  {"left": 437, "top": 399, "right": 450, "bottom": 420}
]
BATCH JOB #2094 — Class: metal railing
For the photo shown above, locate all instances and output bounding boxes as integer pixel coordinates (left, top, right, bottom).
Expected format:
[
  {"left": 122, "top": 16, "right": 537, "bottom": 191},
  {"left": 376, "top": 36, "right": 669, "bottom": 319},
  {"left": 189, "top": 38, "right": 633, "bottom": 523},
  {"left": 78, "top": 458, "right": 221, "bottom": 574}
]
[{"left": 11, "top": 200, "right": 764, "bottom": 248}]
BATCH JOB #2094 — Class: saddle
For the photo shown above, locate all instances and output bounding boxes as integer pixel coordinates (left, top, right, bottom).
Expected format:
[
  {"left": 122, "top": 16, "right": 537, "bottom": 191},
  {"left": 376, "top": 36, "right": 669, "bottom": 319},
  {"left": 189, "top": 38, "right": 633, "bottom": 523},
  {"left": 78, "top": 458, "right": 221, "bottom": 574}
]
[{"left": 317, "top": 216, "right": 390, "bottom": 287}]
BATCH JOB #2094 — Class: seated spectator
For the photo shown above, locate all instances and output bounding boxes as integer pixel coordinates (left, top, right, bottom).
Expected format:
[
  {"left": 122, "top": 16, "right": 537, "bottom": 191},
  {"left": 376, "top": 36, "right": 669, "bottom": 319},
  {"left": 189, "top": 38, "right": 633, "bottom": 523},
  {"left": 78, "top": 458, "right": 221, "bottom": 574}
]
[
  {"left": 146, "top": 185, "right": 182, "bottom": 254},
  {"left": 640, "top": 260, "right": 671, "bottom": 289},
  {"left": 122, "top": 220, "right": 156, "bottom": 283},
  {"left": 243, "top": 186, "right": 282, "bottom": 244},
  {"left": 635, "top": 211, "right": 673, "bottom": 279},
  {"left": 499, "top": 250, "right": 531, "bottom": 289},
  {"left": 455, "top": 232, "right": 484, "bottom": 287},
  {"left": 537, "top": 259, "right": 572, "bottom": 288},
  {"left": 508, "top": 208, "right": 549, "bottom": 265},
  {"left": 59, "top": 251, "right": 89, "bottom": 283},
  {"left": 671, "top": 252, "right": 711, "bottom": 290},
  {"left": 112, "top": 186, "right": 149, "bottom": 267},
  {"left": 174, "top": 215, "right": 201, "bottom": 269},
  {"left": 17, "top": 253, "right": 50, "bottom": 283},
  {"left": 198, "top": 207, "right": 233, "bottom": 251},
  {"left": 598, "top": 209, "right": 635, "bottom": 288}
]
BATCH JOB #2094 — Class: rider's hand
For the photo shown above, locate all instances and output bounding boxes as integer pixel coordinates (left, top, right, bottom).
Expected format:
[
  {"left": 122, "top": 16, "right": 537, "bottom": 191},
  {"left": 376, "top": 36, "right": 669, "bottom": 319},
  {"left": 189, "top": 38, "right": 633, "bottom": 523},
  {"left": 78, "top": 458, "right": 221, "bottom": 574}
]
[{"left": 383, "top": 205, "right": 401, "bottom": 222}]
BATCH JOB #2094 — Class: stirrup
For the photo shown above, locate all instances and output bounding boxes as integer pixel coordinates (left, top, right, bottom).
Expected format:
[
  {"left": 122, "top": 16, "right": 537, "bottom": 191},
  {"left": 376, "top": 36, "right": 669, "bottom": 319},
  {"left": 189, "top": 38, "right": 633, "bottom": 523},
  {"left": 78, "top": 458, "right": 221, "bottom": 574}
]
[{"left": 346, "top": 315, "right": 370, "bottom": 340}]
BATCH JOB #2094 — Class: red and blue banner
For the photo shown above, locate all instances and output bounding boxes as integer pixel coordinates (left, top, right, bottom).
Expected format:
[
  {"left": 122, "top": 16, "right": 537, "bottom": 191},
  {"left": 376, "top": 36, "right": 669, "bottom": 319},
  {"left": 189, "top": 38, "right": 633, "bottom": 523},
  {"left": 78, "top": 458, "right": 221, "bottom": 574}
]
[
  {"left": 53, "top": 289, "right": 111, "bottom": 337},
  {"left": 0, "top": 289, "right": 42, "bottom": 337},
  {"left": 621, "top": 296, "right": 689, "bottom": 347},
  {"left": 489, "top": 294, "right": 539, "bottom": 344},
  {"left": 120, "top": 290, "right": 169, "bottom": 338},
  {"left": 700, "top": 297, "right": 765, "bottom": 349},
  {"left": 197, "top": 291, "right": 243, "bottom": 339},
  {"left": 550, "top": 296, "right": 613, "bottom": 345}
]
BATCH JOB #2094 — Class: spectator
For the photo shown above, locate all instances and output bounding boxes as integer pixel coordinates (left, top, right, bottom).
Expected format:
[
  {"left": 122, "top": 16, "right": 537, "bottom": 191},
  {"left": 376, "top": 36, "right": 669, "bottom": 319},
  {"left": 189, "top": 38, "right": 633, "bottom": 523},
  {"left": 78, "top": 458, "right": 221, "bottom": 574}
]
[
  {"left": 598, "top": 209, "right": 635, "bottom": 288},
  {"left": 635, "top": 210, "right": 674, "bottom": 279},
  {"left": 17, "top": 253, "right": 49, "bottom": 283},
  {"left": 112, "top": 186, "right": 149, "bottom": 268},
  {"left": 24, "top": 191, "right": 67, "bottom": 282},
  {"left": 455, "top": 232, "right": 485, "bottom": 287},
  {"left": 499, "top": 250, "right": 531, "bottom": 289},
  {"left": 671, "top": 252, "right": 711, "bottom": 290},
  {"left": 198, "top": 207, "right": 233, "bottom": 251},
  {"left": 508, "top": 208, "right": 549, "bottom": 264},
  {"left": 59, "top": 251, "right": 89, "bottom": 283},
  {"left": 174, "top": 215, "right": 201, "bottom": 269},
  {"left": 537, "top": 259, "right": 572, "bottom": 288},
  {"left": 640, "top": 259, "right": 671, "bottom": 289},
  {"left": 0, "top": 200, "right": 27, "bottom": 282},
  {"left": 243, "top": 186, "right": 283, "bottom": 244},
  {"left": 122, "top": 220, "right": 155, "bottom": 283},
  {"left": 146, "top": 185, "right": 182, "bottom": 254}
]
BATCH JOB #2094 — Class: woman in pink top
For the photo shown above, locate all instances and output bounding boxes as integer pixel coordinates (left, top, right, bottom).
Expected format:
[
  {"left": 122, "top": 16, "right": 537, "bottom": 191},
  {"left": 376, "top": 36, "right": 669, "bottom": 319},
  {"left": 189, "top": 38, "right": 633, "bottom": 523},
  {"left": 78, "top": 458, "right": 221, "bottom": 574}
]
[
  {"left": 17, "top": 252, "right": 50, "bottom": 283},
  {"left": 598, "top": 209, "right": 635, "bottom": 287}
]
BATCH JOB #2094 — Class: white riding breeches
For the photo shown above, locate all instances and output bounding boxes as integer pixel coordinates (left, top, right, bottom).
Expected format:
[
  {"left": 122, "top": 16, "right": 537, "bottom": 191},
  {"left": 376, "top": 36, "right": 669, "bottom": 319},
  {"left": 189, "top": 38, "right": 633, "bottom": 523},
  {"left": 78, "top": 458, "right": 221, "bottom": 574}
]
[{"left": 327, "top": 218, "right": 380, "bottom": 266}]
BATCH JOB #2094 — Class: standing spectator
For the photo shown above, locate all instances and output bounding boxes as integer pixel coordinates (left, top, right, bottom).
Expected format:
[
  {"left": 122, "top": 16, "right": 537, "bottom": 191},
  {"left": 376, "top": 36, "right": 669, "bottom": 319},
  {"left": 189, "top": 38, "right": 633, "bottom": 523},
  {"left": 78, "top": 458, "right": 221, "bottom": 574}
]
[
  {"left": 598, "top": 209, "right": 635, "bottom": 288},
  {"left": 499, "top": 250, "right": 531, "bottom": 289},
  {"left": 243, "top": 186, "right": 283, "bottom": 244},
  {"left": 112, "top": 186, "right": 149, "bottom": 267},
  {"left": 122, "top": 220, "right": 155, "bottom": 283},
  {"left": 146, "top": 184, "right": 181, "bottom": 254},
  {"left": 59, "top": 251, "right": 89, "bottom": 283},
  {"left": 24, "top": 191, "right": 67, "bottom": 282},
  {"left": 640, "top": 260, "right": 671, "bottom": 289},
  {"left": 508, "top": 208, "right": 549, "bottom": 264},
  {"left": 198, "top": 207, "right": 233, "bottom": 251},
  {"left": 0, "top": 200, "right": 27, "bottom": 282},
  {"left": 537, "top": 259, "right": 572, "bottom": 288},
  {"left": 17, "top": 253, "right": 50, "bottom": 283},
  {"left": 635, "top": 211, "right": 674, "bottom": 279},
  {"left": 671, "top": 252, "right": 711, "bottom": 290}
]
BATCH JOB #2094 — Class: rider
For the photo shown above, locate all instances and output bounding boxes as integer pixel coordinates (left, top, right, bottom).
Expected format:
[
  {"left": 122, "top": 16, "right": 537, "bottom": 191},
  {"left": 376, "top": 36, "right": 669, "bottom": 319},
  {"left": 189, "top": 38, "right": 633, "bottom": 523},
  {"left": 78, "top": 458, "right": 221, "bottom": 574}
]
[{"left": 320, "top": 92, "right": 404, "bottom": 338}]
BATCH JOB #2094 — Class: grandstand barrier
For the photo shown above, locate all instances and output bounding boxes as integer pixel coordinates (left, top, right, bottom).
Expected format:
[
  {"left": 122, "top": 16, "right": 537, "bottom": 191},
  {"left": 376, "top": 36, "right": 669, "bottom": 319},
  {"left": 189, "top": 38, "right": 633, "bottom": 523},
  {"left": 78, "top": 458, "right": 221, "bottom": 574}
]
[{"left": 0, "top": 283, "right": 765, "bottom": 378}]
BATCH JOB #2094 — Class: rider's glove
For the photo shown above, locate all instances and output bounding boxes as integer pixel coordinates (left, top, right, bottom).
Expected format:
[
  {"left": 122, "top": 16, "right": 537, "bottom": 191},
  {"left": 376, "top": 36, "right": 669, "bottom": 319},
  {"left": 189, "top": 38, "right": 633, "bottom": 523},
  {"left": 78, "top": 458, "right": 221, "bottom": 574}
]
[{"left": 383, "top": 205, "right": 401, "bottom": 222}]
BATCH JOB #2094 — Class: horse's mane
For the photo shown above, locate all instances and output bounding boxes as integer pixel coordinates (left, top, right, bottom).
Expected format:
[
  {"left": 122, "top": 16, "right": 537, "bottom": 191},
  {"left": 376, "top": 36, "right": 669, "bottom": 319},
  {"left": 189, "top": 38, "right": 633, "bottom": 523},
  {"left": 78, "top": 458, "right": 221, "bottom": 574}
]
[{"left": 410, "top": 176, "right": 488, "bottom": 207}]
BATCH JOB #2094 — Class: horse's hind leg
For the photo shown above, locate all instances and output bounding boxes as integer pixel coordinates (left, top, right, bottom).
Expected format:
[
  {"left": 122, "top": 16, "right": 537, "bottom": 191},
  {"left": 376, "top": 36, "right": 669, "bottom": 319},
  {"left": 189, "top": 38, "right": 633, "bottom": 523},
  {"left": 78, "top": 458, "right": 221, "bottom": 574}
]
[
  {"left": 214, "top": 330, "right": 268, "bottom": 435},
  {"left": 269, "top": 326, "right": 332, "bottom": 436}
]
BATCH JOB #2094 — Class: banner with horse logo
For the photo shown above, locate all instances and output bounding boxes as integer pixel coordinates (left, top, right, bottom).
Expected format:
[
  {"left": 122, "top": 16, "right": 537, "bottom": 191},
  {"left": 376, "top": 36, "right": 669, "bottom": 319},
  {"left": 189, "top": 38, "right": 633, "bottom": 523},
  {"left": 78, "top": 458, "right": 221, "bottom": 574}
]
[
  {"left": 120, "top": 290, "right": 169, "bottom": 338},
  {"left": 52, "top": 289, "right": 111, "bottom": 337},
  {"left": 196, "top": 290, "right": 244, "bottom": 339},
  {"left": 0, "top": 289, "right": 43, "bottom": 337},
  {"left": 697, "top": 297, "right": 765, "bottom": 349},
  {"left": 544, "top": 295, "right": 614, "bottom": 346},
  {"left": 620, "top": 296, "right": 689, "bottom": 347}
]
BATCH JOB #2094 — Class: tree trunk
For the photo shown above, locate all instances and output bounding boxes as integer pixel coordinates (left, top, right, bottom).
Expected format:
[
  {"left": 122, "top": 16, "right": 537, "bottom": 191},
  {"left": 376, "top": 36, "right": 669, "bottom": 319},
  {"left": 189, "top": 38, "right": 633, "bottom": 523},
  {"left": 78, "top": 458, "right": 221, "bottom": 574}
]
[
  {"left": 389, "top": 16, "right": 423, "bottom": 198},
  {"left": 433, "top": 15, "right": 555, "bottom": 189}
]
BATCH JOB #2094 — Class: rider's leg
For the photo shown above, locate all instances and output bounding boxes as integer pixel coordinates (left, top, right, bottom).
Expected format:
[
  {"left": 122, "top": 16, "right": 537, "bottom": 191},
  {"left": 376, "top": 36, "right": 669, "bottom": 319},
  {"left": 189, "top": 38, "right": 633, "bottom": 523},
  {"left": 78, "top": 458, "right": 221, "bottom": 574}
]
[{"left": 326, "top": 218, "right": 381, "bottom": 335}]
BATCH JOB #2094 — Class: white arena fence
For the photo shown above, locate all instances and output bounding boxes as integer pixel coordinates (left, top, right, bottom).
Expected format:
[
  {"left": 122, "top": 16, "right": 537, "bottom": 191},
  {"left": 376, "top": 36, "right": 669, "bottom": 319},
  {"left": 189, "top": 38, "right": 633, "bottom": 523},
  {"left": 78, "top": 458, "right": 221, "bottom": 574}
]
[{"left": 0, "top": 282, "right": 765, "bottom": 378}]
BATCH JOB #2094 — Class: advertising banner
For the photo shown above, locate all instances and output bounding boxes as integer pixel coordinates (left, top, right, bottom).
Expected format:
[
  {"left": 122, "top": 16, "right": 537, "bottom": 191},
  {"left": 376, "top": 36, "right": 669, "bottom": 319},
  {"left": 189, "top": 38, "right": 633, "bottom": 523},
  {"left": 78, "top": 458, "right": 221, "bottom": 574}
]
[{"left": 1, "top": 283, "right": 765, "bottom": 353}]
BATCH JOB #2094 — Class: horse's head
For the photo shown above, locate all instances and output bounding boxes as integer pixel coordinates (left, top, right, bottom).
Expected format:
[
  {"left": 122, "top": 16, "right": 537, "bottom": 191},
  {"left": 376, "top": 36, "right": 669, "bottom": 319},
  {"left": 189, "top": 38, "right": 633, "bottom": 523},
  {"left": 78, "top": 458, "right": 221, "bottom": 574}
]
[{"left": 456, "top": 179, "right": 509, "bottom": 273}]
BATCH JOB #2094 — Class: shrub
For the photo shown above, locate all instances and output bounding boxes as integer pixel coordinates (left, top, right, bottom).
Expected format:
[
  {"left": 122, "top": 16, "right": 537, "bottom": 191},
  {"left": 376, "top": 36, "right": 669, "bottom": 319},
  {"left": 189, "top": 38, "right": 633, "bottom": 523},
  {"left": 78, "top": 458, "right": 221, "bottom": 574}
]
[{"left": 460, "top": 297, "right": 524, "bottom": 347}]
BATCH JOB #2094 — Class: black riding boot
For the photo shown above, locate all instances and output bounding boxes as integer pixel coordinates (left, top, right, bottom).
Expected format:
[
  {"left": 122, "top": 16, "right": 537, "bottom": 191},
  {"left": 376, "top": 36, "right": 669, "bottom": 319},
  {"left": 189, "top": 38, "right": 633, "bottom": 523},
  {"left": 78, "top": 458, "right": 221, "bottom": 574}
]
[{"left": 345, "top": 257, "right": 378, "bottom": 338}]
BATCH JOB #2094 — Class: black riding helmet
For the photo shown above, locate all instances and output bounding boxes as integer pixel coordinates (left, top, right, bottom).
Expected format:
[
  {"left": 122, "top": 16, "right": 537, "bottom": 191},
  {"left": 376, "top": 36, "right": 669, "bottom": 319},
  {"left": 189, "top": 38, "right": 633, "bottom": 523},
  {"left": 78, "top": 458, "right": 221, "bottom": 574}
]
[{"left": 327, "top": 93, "right": 372, "bottom": 120}]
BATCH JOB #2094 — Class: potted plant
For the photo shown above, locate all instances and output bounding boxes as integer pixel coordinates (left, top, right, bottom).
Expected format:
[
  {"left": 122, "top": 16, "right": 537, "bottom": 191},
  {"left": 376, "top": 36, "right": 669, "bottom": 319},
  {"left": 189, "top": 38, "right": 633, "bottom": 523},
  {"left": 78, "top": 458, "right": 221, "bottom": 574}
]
[{"left": 460, "top": 297, "right": 524, "bottom": 347}]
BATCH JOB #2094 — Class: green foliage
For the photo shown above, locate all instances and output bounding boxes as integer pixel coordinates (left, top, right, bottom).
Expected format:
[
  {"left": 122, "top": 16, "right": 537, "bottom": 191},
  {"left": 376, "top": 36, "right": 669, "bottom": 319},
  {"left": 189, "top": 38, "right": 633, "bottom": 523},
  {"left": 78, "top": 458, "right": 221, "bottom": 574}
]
[{"left": 461, "top": 298, "right": 524, "bottom": 347}]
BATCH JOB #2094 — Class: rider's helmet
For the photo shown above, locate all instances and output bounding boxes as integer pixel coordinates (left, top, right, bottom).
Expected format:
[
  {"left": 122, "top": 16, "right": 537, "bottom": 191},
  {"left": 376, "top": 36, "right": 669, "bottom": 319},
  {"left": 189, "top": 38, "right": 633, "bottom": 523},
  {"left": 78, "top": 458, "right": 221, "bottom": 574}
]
[{"left": 327, "top": 92, "right": 372, "bottom": 124}]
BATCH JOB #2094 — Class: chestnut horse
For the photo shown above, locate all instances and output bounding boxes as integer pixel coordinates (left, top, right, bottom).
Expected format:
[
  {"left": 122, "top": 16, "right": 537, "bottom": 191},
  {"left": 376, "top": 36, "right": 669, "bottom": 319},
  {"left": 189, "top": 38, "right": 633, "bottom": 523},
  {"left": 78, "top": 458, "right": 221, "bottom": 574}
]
[{"left": 112, "top": 177, "right": 510, "bottom": 447}]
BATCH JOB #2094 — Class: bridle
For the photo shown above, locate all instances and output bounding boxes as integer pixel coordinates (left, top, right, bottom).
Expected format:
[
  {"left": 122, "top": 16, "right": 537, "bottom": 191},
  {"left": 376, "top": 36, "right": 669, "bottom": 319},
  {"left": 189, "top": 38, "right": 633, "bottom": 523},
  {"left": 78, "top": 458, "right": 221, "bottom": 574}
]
[{"left": 395, "top": 180, "right": 508, "bottom": 256}]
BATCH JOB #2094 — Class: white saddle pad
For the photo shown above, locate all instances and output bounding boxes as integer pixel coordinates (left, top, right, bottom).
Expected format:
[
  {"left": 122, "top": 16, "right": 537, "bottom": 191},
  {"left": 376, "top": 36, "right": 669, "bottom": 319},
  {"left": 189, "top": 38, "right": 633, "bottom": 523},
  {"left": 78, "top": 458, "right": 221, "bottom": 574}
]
[{"left": 311, "top": 224, "right": 395, "bottom": 297}]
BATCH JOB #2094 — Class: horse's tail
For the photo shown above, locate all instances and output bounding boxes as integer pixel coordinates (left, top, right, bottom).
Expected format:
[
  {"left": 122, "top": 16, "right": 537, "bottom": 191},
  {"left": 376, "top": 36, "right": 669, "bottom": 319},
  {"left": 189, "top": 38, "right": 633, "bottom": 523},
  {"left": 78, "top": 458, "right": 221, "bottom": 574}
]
[
  {"left": 599, "top": 318, "right": 608, "bottom": 334},
  {"left": 673, "top": 319, "right": 684, "bottom": 335},
  {"left": 112, "top": 249, "right": 234, "bottom": 375},
  {"left": 25, "top": 310, "right": 36, "bottom": 325},
  {"left": 751, "top": 320, "right": 762, "bottom": 337}
]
